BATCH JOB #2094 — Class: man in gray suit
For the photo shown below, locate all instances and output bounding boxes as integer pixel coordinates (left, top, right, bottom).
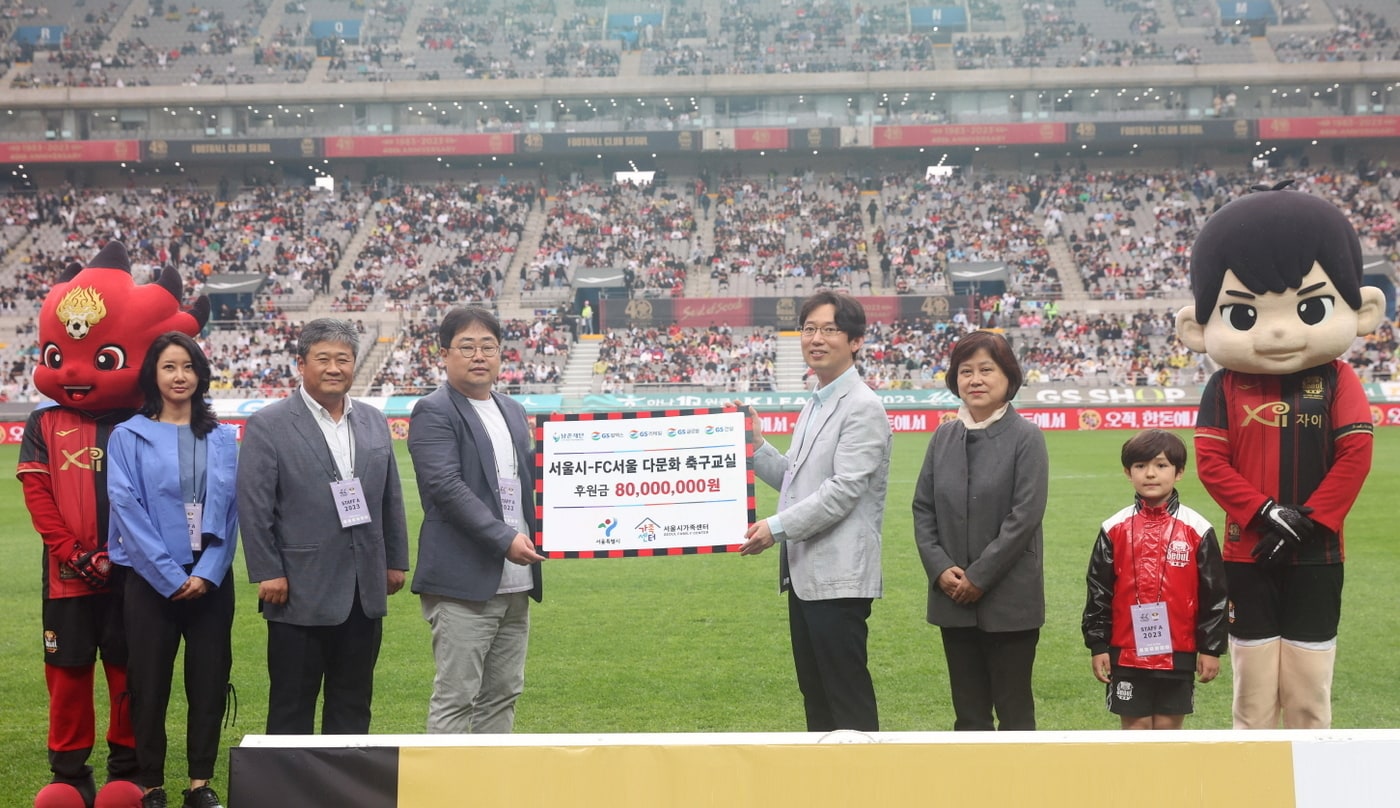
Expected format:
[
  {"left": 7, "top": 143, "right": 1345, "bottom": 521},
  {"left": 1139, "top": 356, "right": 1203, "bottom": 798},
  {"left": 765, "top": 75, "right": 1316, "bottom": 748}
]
[
  {"left": 741, "top": 291, "right": 892, "bottom": 732},
  {"left": 408, "top": 306, "right": 544, "bottom": 734},
  {"left": 238, "top": 318, "right": 410, "bottom": 735}
]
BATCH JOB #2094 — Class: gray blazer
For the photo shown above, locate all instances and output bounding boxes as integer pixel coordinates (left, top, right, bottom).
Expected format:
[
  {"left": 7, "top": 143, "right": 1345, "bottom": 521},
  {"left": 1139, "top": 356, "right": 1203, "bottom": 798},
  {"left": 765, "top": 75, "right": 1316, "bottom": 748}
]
[
  {"left": 238, "top": 392, "right": 410, "bottom": 626},
  {"left": 408, "top": 385, "right": 542, "bottom": 603},
  {"left": 753, "top": 377, "right": 891, "bottom": 600},
  {"left": 912, "top": 406, "right": 1048, "bottom": 632}
]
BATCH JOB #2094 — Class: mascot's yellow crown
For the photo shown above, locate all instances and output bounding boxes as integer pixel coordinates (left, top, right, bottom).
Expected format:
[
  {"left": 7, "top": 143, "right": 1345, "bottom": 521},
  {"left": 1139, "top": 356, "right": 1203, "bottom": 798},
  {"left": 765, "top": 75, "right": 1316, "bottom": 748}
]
[{"left": 55, "top": 286, "right": 107, "bottom": 331}]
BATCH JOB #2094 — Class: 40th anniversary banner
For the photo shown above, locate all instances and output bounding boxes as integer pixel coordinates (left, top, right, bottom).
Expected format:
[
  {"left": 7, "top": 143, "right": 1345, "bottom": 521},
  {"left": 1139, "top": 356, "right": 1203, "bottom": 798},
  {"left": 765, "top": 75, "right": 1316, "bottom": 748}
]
[{"left": 535, "top": 409, "right": 755, "bottom": 558}]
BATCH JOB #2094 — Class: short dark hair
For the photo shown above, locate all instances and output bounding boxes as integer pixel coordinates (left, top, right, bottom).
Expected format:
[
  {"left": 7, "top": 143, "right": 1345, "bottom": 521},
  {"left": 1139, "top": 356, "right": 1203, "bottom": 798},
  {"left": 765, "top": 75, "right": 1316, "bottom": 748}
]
[
  {"left": 1188, "top": 184, "right": 1365, "bottom": 324},
  {"left": 298, "top": 318, "right": 360, "bottom": 359},
  {"left": 946, "top": 330, "right": 1023, "bottom": 401},
  {"left": 439, "top": 306, "right": 502, "bottom": 347},
  {"left": 1120, "top": 428, "right": 1188, "bottom": 471},
  {"left": 138, "top": 331, "right": 218, "bottom": 438},
  {"left": 799, "top": 290, "right": 867, "bottom": 341}
]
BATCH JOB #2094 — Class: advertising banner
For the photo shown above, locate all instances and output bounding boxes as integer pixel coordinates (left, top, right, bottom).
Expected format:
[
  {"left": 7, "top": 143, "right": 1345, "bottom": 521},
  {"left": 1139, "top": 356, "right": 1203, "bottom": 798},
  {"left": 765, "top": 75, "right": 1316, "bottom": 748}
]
[
  {"left": 734, "top": 128, "right": 790, "bottom": 151},
  {"left": 910, "top": 7, "right": 968, "bottom": 27},
  {"left": 0, "top": 140, "right": 140, "bottom": 163},
  {"left": 308, "top": 19, "right": 362, "bottom": 40},
  {"left": 792, "top": 127, "right": 839, "bottom": 150},
  {"left": 1070, "top": 119, "right": 1252, "bottom": 143},
  {"left": 323, "top": 134, "right": 514, "bottom": 158},
  {"left": 144, "top": 138, "right": 320, "bottom": 161},
  {"left": 1258, "top": 116, "right": 1400, "bottom": 141},
  {"left": 602, "top": 295, "right": 969, "bottom": 330},
  {"left": 518, "top": 131, "right": 698, "bottom": 155},
  {"left": 535, "top": 409, "right": 755, "bottom": 558},
  {"left": 12, "top": 25, "right": 64, "bottom": 46},
  {"left": 873, "top": 123, "right": 1066, "bottom": 148}
]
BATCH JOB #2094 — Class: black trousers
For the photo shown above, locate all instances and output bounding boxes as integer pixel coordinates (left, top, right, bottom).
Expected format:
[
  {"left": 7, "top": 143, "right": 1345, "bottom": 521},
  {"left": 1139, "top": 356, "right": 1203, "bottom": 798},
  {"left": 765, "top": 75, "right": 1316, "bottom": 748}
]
[
  {"left": 787, "top": 591, "right": 879, "bottom": 732},
  {"left": 123, "top": 567, "right": 234, "bottom": 788},
  {"left": 940, "top": 626, "right": 1039, "bottom": 731},
  {"left": 265, "top": 593, "right": 382, "bottom": 735}
]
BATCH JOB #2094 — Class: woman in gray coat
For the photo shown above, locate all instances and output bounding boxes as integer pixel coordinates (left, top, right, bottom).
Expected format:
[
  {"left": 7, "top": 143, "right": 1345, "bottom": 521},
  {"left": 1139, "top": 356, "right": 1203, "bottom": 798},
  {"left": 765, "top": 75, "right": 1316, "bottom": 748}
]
[{"left": 913, "top": 330, "right": 1049, "bottom": 730}]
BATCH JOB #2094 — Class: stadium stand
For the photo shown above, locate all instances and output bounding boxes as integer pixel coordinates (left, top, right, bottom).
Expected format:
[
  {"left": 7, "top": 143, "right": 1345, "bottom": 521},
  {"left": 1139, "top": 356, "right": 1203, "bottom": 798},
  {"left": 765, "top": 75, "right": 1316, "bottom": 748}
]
[
  {"left": 591, "top": 325, "right": 778, "bottom": 393},
  {"left": 0, "top": 160, "right": 1396, "bottom": 398},
  {"left": 529, "top": 179, "right": 695, "bottom": 301},
  {"left": 367, "top": 313, "right": 572, "bottom": 395},
  {"left": 709, "top": 173, "right": 873, "bottom": 298},
  {"left": 0, "top": 0, "right": 1397, "bottom": 402}
]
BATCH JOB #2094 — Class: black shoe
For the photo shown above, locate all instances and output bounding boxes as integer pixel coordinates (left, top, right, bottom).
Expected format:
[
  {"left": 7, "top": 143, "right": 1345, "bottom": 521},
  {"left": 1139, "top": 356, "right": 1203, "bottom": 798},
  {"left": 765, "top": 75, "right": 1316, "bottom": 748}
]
[
  {"left": 141, "top": 787, "right": 168, "bottom": 808},
  {"left": 181, "top": 786, "right": 224, "bottom": 808}
]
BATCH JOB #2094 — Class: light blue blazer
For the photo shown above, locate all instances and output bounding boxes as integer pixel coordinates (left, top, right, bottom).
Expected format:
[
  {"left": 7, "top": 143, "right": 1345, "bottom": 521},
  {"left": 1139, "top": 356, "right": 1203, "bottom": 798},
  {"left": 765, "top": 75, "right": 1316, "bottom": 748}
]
[
  {"left": 108, "top": 416, "right": 239, "bottom": 598},
  {"left": 753, "top": 374, "right": 891, "bottom": 600}
]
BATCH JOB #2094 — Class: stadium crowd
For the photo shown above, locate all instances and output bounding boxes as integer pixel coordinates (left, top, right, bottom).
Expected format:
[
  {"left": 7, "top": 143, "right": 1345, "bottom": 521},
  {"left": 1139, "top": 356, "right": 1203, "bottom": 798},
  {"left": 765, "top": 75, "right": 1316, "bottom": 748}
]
[
  {"left": 529, "top": 180, "right": 695, "bottom": 299},
  {"left": 0, "top": 158, "right": 1394, "bottom": 398},
  {"left": 0, "top": 0, "right": 1396, "bottom": 88},
  {"left": 368, "top": 313, "right": 573, "bottom": 395},
  {"left": 592, "top": 325, "right": 778, "bottom": 392},
  {"left": 709, "top": 173, "right": 873, "bottom": 296}
]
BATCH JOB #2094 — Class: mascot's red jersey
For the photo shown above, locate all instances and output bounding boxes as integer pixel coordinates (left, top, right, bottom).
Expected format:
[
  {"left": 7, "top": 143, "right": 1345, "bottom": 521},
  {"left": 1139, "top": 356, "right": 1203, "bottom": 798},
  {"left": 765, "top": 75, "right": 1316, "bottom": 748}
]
[{"left": 18, "top": 241, "right": 208, "bottom": 599}]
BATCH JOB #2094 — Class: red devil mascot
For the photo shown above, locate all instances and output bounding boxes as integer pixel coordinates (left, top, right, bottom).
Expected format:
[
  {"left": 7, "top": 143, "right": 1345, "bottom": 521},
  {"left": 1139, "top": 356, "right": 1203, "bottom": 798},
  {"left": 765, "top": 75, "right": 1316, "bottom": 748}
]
[{"left": 20, "top": 242, "right": 208, "bottom": 808}]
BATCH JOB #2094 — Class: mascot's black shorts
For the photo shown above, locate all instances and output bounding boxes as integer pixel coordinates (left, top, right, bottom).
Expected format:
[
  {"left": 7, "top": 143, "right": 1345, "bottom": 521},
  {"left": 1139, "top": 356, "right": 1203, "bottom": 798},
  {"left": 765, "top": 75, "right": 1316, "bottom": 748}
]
[
  {"left": 1225, "top": 561, "right": 1343, "bottom": 643},
  {"left": 42, "top": 570, "right": 128, "bottom": 667}
]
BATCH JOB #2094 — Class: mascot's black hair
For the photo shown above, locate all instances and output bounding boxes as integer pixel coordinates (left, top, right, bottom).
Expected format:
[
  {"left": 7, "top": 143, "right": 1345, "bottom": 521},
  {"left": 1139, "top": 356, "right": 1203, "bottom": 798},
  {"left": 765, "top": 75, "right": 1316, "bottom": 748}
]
[{"left": 1188, "top": 180, "right": 1365, "bottom": 323}]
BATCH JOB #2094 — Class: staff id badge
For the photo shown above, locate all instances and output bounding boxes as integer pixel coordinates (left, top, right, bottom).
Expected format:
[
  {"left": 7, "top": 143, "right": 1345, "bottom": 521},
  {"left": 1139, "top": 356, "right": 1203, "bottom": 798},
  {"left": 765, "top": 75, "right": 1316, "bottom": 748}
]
[
  {"left": 1131, "top": 601, "right": 1172, "bottom": 657},
  {"left": 332, "top": 478, "right": 373, "bottom": 528},
  {"left": 184, "top": 503, "right": 203, "bottom": 551},
  {"left": 499, "top": 477, "right": 522, "bottom": 530}
]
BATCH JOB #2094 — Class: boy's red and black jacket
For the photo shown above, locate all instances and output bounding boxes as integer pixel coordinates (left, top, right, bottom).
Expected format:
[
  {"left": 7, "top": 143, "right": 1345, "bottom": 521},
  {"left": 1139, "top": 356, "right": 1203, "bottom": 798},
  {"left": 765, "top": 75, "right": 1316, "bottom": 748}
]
[{"left": 1082, "top": 490, "right": 1229, "bottom": 673}]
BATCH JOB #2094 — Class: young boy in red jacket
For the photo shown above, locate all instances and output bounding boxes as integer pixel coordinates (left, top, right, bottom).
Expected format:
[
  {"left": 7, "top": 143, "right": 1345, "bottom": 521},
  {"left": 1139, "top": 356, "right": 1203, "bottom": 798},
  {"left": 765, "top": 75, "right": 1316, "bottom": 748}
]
[{"left": 1083, "top": 429, "right": 1228, "bottom": 729}]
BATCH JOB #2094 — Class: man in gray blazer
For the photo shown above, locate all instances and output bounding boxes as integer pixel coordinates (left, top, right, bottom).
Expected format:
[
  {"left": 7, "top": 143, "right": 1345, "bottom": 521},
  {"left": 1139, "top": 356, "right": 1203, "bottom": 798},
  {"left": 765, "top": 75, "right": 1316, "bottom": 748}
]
[
  {"left": 238, "top": 318, "right": 410, "bottom": 735},
  {"left": 408, "top": 306, "right": 544, "bottom": 734},
  {"left": 741, "top": 291, "right": 892, "bottom": 732}
]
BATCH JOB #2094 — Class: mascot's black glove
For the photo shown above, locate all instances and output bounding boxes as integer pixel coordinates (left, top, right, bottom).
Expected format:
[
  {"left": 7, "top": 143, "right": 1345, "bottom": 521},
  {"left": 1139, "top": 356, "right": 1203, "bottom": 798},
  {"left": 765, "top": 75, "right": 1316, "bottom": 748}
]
[
  {"left": 67, "top": 543, "right": 112, "bottom": 589},
  {"left": 1249, "top": 500, "right": 1315, "bottom": 566}
]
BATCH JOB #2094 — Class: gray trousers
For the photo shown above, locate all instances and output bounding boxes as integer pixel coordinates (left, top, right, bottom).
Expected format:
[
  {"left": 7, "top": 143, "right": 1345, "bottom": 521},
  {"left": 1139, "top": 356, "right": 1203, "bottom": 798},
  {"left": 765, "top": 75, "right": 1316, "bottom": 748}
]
[{"left": 421, "top": 591, "right": 531, "bottom": 734}]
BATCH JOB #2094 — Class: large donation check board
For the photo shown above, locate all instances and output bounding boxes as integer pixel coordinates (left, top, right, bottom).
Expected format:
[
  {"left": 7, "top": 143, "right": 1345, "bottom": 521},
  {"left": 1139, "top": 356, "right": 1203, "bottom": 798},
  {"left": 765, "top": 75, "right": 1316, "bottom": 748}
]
[{"left": 535, "top": 409, "right": 755, "bottom": 558}]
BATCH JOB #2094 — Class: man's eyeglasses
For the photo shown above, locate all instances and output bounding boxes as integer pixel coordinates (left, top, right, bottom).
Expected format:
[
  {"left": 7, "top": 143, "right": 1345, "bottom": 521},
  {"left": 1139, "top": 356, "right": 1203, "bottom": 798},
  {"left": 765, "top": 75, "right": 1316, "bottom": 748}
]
[
  {"left": 800, "top": 326, "right": 844, "bottom": 338},
  {"left": 448, "top": 343, "right": 500, "bottom": 357}
]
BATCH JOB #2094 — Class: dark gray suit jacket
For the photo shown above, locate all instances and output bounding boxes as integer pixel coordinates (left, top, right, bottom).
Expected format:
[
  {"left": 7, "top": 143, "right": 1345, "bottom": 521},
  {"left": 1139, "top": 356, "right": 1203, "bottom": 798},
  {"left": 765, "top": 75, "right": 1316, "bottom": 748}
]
[
  {"left": 912, "top": 405, "right": 1048, "bottom": 632},
  {"left": 238, "top": 391, "right": 410, "bottom": 626},
  {"left": 408, "top": 385, "right": 542, "bottom": 603}
]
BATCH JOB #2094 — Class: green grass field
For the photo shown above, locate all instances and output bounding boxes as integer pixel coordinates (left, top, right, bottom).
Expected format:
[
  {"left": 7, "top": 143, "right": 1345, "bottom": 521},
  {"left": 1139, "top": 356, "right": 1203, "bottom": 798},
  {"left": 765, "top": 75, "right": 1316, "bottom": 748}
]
[{"left": 2, "top": 429, "right": 1398, "bottom": 798}]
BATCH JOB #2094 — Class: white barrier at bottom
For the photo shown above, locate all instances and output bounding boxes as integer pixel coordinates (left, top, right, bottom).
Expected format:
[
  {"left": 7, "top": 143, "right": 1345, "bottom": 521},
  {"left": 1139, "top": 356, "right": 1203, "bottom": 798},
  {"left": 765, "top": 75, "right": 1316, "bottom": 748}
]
[{"left": 232, "top": 729, "right": 1400, "bottom": 807}]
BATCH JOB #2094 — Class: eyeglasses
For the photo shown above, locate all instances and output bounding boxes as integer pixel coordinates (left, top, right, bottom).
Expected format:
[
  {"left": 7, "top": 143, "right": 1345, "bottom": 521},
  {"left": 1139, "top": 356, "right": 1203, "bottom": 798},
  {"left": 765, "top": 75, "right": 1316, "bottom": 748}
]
[
  {"left": 800, "top": 326, "right": 844, "bottom": 338},
  {"left": 449, "top": 343, "right": 500, "bottom": 357}
]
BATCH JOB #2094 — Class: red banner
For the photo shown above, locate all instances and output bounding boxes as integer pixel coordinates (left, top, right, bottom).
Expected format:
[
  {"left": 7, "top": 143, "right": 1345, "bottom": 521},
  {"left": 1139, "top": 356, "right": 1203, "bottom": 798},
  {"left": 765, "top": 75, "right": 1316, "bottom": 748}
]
[
  {"left": 874, "top": 123, "right": 1066, "bottom": 148},
  {"left": 733, "top": 128, "right": 790, "bottom": 151},
  {"left": 1258, "top": 116, "right": 1400, "bottom": 141},
  {"left": 323, "top": 134, "right": 514, "bottom": 158},
  {"left": 855, "top": 297, "right": 902, "bottom": 327},
  {"left": 758, "top": 405, "right": 1400, "bottom": 434},
  {"left": 673, "top": 297, "right": 753, "bottom": 328},
  {"left": 0, "top": 140, "right": 140, "bottom": 163},
  {"left": 5, "top": 404, "right": 1397, "bottom": 443}
]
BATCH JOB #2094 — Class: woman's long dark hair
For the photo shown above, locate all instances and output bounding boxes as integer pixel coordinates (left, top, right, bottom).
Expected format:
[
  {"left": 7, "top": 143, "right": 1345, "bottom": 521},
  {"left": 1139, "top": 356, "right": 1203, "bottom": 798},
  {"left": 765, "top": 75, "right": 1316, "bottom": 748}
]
[{"left": 138, "top": 331, "right": 218, "bottom": 438}]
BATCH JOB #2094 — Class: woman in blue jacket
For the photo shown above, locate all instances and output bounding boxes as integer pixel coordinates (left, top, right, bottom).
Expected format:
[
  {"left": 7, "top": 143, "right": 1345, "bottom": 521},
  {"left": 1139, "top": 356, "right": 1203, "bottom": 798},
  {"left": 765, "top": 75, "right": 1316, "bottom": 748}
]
[{"left": 108, "top": 331, "right": 237, "bottom": 808}]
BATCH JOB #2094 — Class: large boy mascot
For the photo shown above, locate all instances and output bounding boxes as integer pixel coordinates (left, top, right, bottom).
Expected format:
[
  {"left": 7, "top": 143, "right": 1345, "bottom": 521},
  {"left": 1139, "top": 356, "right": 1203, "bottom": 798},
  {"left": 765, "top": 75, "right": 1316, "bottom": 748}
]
[
  {"left": 1176, "top": 182, "right": 1385, "bottom": 729},
  {"left": 20, "top": 242, "right": 208, "bottom": 808}
]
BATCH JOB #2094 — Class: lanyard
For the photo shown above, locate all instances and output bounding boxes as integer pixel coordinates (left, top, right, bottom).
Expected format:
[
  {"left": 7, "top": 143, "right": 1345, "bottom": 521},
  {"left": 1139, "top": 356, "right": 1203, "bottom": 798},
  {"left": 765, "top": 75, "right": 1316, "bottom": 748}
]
[{"left": 1127, "top": 508, "right": 1176, "bottom": 606}]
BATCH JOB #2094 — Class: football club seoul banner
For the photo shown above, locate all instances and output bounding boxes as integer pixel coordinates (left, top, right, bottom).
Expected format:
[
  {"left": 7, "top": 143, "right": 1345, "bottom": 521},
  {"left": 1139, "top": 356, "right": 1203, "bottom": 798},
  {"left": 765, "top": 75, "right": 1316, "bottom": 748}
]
[{"left": 535, "top": 409, "right": 755, "bottom": 558}]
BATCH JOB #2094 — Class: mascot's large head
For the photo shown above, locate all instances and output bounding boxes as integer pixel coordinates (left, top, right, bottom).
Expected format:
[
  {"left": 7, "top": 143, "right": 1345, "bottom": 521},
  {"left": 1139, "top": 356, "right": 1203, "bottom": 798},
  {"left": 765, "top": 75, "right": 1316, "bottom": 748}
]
[
  {"left": 36, "top": 241, "right": 210, "bottom": 412},
  {"left": 1176, "top": 181, "right": 1386, "bottom": 375}
]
